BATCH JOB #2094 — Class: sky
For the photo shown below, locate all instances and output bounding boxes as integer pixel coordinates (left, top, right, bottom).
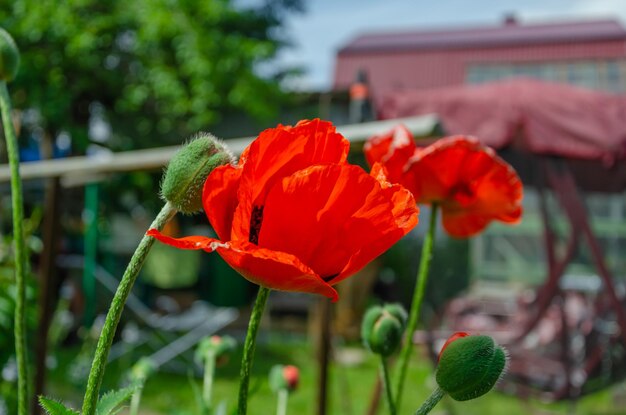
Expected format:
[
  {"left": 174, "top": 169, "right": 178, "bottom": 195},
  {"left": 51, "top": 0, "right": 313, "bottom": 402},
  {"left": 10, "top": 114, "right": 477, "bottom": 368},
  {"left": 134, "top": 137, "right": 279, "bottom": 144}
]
[{"left": 261, "top": 0, "right": 626, "bottom": 90}]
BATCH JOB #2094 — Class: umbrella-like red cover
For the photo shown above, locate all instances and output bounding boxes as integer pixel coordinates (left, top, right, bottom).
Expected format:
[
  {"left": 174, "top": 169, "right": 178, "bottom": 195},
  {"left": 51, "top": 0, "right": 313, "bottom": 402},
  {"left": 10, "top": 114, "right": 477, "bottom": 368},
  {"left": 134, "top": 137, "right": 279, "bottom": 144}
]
[{"left": 379, "top": 78, "right": 626, "bottom": 165}]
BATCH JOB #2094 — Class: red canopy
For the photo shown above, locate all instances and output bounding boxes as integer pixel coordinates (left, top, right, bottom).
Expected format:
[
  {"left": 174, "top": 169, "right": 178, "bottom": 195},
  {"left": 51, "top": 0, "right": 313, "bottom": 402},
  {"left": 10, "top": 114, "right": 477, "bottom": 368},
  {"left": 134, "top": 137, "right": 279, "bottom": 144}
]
[{"left": 378, "top": 79, "right": 626, "bottom": 165}]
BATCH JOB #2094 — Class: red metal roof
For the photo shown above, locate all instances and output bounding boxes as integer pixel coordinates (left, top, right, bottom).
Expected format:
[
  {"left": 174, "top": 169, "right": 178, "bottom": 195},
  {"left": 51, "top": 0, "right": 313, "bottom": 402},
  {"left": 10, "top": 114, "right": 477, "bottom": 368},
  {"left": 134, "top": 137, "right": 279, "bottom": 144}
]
[
  {"left": 378, "top": 79, "right": 626, "bottom": 162},
  {"left": 339, "top": 19, "right": 626, "bottom": 54}
]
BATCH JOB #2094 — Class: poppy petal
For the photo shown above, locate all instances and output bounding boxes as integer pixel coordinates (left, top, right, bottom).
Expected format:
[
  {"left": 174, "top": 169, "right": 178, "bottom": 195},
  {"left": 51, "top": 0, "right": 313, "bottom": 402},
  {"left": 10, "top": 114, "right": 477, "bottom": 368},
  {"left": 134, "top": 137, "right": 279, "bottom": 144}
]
[
  {"left": 338, "top": 171, "right": 419, "bottom": 282},
  {"left": 364, "top": 125, "right": 416, "bottom": 183},
  {"left": 231, "top": 119, "right": 350, "bottom": 241},
  {"left": 216, "top": 241, "right": 338, "bottom": 301},
  {"left": 258, "top": 164, "right": 418, "bottom": 283},
  {"left": 403, "top": 136, "right": 484, "bottom": 202},
  {"left": 402, "top": 135, "right": 522, "bottom": 237},
  {"left": 202, "top": 164, "right": 242, "bottom": 240},
  {"left": 438, "top": 332, "right": 470, "bottom": 361},
  {"left": 146, "top": 229, "right": 225, "bottom": 251}
]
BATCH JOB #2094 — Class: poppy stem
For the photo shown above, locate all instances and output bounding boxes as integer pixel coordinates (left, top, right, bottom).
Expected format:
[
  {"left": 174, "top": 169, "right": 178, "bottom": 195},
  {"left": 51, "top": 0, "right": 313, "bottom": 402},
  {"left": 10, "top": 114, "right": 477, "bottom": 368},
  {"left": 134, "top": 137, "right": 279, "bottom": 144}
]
[
  {"left": 238, "top": 285, "right": 271, "bottom": 415},
  {"left": 414, "top": 387, "right": 445, "bottom": 415},
  {"left": 394, "top": 203, "right": 439, "bottom": 411},
  {"left": 380, "top": 356, "right": 396, "bottom": 415},
  {"left": 276, "top": 389, "right": 288, "bottom": 415},
  {"left": 81, "top": 202, "right": 177, "bottom": 415},
  {"left": 202, "top": 348, "right": 216, "bottom": 410},
  {"left": 1, "top": 81, "right": 29, "bottom": 415}
]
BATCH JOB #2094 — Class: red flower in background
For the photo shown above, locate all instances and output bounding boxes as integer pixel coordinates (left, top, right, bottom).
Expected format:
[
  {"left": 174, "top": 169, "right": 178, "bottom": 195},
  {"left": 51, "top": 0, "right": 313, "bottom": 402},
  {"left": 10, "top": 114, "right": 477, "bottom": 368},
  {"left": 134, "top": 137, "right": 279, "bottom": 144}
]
[
  {"left": 148, "top": 119, "right": 418, "bottom": 301},
  {"left": 365, "top": 126, "right": 522, "bottom": 238}
]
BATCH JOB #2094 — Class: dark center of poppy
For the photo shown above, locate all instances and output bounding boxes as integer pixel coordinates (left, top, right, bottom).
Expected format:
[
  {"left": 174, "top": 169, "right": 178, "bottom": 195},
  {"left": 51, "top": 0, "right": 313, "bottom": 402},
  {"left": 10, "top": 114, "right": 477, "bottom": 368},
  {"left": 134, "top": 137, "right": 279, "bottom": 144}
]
[
  {"left": 249, "top": 205, "right": 264, "bottom": 245},
  {"left": 322, "top": 273, "right": 338, "bottom": 283},
  {"left": 450, "top": 181, "right": 476, "bottom": 207}
]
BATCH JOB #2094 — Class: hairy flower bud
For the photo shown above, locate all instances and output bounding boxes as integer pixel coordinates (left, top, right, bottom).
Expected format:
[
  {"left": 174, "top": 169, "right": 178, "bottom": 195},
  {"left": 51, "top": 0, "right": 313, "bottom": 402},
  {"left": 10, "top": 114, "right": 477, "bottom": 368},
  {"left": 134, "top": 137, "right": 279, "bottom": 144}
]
[
  {"left": 361, "top": 303, "right": 408, "bottom": 357},
  {"left": 129, "top": 357, "right": 157, "bottom": 383},
  {"left": 161, "top": 133, "right": 233, "bottom": 214},
  {"left": 269, "top": 364, "right": 299, "bottom": 393},
  {"left": 0, "top": 28, "right": 19, "bottom": 82},
  {"left": 436, "top": 333, "right": 507, "bottom": 401},
  {"left": 195, "top": 335, "right": 237, "bottom": 364}
]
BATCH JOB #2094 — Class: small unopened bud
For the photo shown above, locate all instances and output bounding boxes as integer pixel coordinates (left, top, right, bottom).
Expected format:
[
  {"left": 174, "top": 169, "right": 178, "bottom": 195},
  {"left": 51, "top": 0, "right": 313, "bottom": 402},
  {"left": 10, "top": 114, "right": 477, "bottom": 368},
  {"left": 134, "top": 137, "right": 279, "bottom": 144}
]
[
  {"left": 129, "top": 357, "right": 157, "bottom": 383},
  {"left": 195, "top": 335, "right": 237, "bottom": 366},
  {"left": 269, "top": 365, "right": 299, "bottom": 393},
  {"left": 436, "top": 333, "right": 507, "bottom": 401},
  {"left": 0, "top": 28, "right": 19, "bottom": 82},
  {"left": 361, "top": 303, "right": 408, "bottom": 357},
  {"left": 161, "top": 133, "right": 233, "bottom": 214}
]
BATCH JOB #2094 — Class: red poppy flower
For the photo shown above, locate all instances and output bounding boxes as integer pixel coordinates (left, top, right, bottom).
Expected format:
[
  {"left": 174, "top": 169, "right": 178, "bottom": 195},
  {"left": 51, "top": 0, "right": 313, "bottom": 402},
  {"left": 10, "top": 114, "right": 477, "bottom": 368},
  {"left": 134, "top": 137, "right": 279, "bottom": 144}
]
[
  {"left": 364, "top": 126, "right": 522, "bottom": 238},
  {"left": 148, "top": 119, "right": 419, "bottom": 301}
]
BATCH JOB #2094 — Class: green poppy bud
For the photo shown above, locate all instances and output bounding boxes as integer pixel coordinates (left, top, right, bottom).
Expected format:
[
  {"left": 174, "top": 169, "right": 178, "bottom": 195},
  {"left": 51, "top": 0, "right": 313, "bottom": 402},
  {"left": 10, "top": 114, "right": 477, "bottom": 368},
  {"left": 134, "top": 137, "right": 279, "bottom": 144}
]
[
  {"left": 436, "top": 333, "right": 507, "bottom": 401},
  {"left": 161, "top": 133, "right": 233, "bottom": 214},
  {"left": 195, "top": 335, "right": 237, "bottom": 364},
  {"left": 269, "top": 364, "right": 299, "bottom": 393},
  {"left": 361, "top": 303, "right": 407, "bottom": 357},
  {"left": 0, "top": 28, "right": 19, "bottom": 82},
  {"left": 129, "top": 357, "right": 157, "bottom": 383}
]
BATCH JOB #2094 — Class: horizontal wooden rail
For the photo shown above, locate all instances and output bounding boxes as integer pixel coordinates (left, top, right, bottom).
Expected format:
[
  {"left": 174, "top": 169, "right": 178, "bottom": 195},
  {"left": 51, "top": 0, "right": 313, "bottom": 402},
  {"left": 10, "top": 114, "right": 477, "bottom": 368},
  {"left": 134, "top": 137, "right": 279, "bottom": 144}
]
[{"left": 0, "top": 115, "right": 438, "bottom": 184}]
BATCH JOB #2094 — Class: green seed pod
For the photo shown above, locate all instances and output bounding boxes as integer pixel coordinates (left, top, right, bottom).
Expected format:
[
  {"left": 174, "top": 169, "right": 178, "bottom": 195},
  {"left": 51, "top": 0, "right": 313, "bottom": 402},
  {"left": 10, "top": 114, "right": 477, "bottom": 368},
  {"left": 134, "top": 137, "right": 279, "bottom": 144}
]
[
  {"left": 161, "top": 133, "right": 233, "bottom": 214},
  {"left": 0, "top": 28, "right": 19, "bottom": 82},
  {"left": 436, "top": 334, "right": 507, "bottom": 401},
  {"left": 361, "top": 303, "right": 407, "bottom": 357}
]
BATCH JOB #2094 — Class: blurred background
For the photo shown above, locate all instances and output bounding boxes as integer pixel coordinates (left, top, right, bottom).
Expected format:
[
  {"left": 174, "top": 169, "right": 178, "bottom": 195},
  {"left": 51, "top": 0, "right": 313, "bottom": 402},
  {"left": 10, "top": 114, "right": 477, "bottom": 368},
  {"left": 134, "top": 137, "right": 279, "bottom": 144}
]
[{"left": 1, "top": 0, "right": 626, "bottom": 414}]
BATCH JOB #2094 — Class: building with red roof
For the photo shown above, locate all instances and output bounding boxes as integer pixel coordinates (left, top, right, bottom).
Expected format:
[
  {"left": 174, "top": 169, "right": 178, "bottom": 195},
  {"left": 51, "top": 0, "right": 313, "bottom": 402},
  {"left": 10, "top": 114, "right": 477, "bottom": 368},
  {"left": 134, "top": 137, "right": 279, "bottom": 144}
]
[{"left": 334, "top": 17, "right": 626, "bottom": 98}]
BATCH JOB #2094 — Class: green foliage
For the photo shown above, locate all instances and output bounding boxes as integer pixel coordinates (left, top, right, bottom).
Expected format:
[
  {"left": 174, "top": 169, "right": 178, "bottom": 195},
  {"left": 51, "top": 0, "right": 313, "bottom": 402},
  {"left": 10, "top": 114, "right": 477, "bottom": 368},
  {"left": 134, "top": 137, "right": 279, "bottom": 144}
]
[
  {"left": 95, "top": 385, "right": 139, "bottom": 415},
  {"left": 38, "top": 396, "right": 80, "bottom": 415},
  {"left": 1, "top": 0, "right": 302, "bottom": 151},
  {"left": 0, "top": 27, "right": 19, "bottom": 81}
]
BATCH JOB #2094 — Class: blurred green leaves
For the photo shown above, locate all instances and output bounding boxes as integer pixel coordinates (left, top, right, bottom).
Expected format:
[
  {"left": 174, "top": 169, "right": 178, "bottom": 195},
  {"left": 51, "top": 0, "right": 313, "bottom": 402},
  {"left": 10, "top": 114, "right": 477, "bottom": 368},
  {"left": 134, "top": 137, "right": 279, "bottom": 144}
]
[{"left": 1, "top": 0, "right": 301, "bottom": 151}]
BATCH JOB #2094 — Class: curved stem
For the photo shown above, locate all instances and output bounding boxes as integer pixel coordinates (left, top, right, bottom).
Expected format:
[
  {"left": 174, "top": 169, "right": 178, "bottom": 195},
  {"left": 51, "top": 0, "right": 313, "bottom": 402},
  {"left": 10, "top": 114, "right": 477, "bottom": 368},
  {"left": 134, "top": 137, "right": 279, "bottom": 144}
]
[
  {"left": 238, "top": 286, "right": 271, "bottom": 415},
  {"left": 395, "top": 203, "right": 439, "bottom": 411},
  {"left": 1, "top": 81, "right": 29, "bottom": 415},
  {"left": 380, "top": 356, "right": 396, "bottom": 415},
  {"left": 81, "top": 202, "right": 177, "bottom": 415},
  {"left": 415, "top": 387, "right": 445, "bottom": 415}
]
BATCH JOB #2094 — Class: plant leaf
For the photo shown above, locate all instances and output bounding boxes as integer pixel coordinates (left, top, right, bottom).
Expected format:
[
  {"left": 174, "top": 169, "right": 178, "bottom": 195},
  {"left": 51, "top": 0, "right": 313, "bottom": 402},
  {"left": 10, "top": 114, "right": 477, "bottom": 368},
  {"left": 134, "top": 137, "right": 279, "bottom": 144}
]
[
  {"left": 95, "top": 385, "right": 138, "bottom": 415},
  {"left": 38, "top": 396, "right": 80, "bottom": 415}
]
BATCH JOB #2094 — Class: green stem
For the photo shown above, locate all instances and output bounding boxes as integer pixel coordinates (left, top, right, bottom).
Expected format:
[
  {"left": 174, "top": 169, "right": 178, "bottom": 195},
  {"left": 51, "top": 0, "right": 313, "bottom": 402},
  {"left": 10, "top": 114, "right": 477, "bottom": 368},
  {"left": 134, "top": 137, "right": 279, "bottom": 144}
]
[
  {"left": 238, "top": 286, "right": 271, "bottom": 415},
  {"left": 380, "top": 356, "right": 396, "bottom": 415},
  {"left": 202, "top": 349, "right": 216, "bottom": 410},
  {"left": 415, "top": 387, "right": 445, "bottom": 415},
  {"left": 395, "top": 204, "right": 439, "bottom": 411},
  {"left": 81, "top": 202, "right": 177, "bottom": 415},
  {"left": 276, "top": 389, "right": 288, "bottom": 415},
  {"left": 1, "top": 81, "right": 29, "bottom": 415},
  {"left": 129, "top": 385, "right": 143, "bottom": 415}
]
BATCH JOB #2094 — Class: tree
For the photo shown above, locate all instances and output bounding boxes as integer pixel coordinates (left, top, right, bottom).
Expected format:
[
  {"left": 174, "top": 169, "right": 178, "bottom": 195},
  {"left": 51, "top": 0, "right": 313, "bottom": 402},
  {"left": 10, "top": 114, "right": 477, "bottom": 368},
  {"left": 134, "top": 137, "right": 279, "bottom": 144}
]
[{"left": 0, "top": 0, "right": 303, "bottom": 152}]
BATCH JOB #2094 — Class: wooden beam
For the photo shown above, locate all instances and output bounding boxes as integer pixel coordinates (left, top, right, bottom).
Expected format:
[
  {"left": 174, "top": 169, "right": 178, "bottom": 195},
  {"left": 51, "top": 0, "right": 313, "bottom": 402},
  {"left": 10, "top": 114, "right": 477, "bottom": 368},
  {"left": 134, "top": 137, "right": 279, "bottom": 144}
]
[{"left": 0, "top": 115, "right": 438, "bottom": 183}]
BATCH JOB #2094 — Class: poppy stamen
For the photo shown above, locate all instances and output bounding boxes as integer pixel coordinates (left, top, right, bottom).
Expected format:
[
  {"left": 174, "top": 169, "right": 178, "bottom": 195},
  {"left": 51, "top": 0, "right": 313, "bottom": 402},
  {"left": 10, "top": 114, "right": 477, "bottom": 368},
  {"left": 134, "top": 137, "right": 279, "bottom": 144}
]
[{"left": 249, "top": 205, "right": 264, "bottom": 244}]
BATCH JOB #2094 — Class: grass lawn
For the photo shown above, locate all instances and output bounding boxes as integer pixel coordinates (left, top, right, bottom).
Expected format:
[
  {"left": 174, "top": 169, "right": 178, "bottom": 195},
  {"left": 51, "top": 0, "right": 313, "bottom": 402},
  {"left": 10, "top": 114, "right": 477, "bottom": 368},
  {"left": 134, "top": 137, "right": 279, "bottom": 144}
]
[{"left": 48, "top": 332, "right": 625, "bottom": 415}]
